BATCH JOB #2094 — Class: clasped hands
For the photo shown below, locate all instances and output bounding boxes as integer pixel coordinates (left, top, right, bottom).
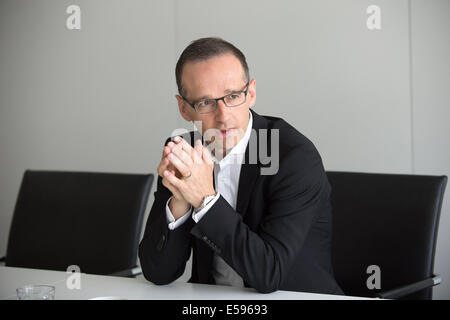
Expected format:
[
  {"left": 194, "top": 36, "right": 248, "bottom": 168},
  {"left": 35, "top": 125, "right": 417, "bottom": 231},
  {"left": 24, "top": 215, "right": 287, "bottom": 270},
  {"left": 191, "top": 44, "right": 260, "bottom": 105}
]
[{"left": 157, "top": 136, "right": 216, "bottom": 219}]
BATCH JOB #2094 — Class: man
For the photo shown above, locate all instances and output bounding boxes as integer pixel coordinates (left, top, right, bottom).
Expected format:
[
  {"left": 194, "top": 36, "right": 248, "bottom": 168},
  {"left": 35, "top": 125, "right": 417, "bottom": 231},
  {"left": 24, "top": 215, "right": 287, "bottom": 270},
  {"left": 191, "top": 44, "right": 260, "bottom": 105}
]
[{"left": 139, "top": 37, "right": 343, "bottom": 295}]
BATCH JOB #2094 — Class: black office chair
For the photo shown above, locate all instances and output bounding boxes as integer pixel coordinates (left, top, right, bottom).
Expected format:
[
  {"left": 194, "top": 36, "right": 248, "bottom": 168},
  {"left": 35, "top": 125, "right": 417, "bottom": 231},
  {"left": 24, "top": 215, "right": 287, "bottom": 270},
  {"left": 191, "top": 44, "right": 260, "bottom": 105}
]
[
  {"left": 327, "top": 171, "right": 447, "bottom": 299},
  {"left": 1, "top": 170, "right": 153, "bottom": 277}
]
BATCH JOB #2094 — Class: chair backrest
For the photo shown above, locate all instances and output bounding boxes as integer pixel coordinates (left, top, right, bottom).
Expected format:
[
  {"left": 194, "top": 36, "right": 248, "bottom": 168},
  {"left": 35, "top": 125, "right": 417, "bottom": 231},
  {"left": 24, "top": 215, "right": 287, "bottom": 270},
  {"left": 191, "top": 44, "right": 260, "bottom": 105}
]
[
  {"left": 6, "top": 170, "right": 154, "bottom": 275},
  {"left": 326, "top": 171, "right": 447, "bottom": 299}
]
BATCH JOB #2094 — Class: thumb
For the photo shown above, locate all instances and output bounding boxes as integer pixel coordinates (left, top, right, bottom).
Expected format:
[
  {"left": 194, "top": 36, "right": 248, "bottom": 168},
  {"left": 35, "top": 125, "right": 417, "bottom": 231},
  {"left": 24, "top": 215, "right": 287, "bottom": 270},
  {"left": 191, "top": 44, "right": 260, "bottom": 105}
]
[
  {"left": 194, "top": 139, "right": 203, "bottom": 154},
  {"left": 192, "top": 139, "right": 203, "bottom": 164},
  {"left": 202, "top": 144, "right": 214, "bottom": 165}
]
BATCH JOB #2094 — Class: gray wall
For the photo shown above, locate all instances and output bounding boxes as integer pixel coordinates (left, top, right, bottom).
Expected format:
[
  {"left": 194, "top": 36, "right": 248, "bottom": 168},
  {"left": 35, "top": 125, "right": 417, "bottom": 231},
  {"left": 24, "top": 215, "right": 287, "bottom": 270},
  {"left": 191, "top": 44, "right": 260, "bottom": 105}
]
[
  {"left": 0, "top": 0, "right": 449, "bottom": 299},
  {"left": 410, "top": 0, "right": 450, "bottom": 301}
]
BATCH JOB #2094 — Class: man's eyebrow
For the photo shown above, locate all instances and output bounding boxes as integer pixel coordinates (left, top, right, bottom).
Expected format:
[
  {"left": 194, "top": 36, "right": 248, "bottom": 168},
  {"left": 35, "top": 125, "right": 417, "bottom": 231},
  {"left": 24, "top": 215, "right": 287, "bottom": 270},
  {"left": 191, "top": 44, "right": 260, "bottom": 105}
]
[
  {"left": 224, "top": 88, "right": 241, "bottom": 94},
  {"left": 193, "top": 94, "right": 213, "bottom": 101},
  {"left": 192, "top": 87, "right": 243, "bottom": 101}
]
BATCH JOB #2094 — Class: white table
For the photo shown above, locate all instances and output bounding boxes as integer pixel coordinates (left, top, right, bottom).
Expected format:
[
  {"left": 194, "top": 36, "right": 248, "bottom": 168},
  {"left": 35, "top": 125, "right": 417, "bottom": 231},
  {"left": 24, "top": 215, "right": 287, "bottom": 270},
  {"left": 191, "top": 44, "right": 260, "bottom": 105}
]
[{"left": 0, "top": 266, "right": 373, "bottom": 300}]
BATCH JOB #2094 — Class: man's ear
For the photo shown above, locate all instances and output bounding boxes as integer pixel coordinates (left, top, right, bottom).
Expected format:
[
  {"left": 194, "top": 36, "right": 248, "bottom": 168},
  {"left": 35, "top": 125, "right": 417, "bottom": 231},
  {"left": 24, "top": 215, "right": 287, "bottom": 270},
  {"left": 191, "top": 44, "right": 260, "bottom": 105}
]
[
  {"left": 175, "top": 94, "right": 192, "bottom": 121},
  {"left": 248, "top": 79, "right": 256, "bottom": 108}
]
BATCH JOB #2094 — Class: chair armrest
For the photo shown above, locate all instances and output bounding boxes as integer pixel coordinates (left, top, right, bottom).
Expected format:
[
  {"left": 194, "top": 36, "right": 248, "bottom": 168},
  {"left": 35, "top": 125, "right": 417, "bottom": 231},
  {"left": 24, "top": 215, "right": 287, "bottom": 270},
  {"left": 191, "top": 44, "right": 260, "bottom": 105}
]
[
  {"left": 108, "top": 266, "right": 142, "bottom": 278},
  {"left": 376, "top": 275, "right": 441, "bottom": 299}
]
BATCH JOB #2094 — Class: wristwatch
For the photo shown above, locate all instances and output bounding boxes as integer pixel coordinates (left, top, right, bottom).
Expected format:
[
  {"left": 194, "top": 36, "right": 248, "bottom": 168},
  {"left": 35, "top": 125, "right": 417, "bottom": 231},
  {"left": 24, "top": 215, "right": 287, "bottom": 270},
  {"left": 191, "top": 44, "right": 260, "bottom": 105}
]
[{"left": 194, "top": 194, "right": 217, "bottom": 213}]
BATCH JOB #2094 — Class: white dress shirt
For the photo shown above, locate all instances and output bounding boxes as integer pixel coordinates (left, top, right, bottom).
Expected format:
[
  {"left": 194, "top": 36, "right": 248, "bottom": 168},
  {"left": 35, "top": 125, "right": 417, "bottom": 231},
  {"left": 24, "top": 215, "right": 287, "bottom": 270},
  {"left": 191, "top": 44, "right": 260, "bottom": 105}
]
[{"left": 165, "top": 111, "right": 253, "bottom": 287}]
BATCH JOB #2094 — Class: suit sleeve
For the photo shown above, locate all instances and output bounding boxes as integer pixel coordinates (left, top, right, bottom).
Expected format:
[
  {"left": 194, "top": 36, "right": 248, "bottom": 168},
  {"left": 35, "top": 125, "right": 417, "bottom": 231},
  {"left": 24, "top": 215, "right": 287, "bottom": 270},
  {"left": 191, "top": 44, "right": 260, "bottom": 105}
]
[
  {"left": 138, "top": 139, "right": 194, "bottom": 285},
  {"left": 189, "top": 142, "right": 331, "bottom": 293}
]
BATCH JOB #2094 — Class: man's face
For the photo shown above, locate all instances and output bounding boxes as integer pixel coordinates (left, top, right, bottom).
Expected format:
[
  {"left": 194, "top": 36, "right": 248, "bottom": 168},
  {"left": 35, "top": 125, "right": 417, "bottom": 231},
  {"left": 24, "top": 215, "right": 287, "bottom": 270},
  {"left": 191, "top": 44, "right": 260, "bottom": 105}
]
[{"left": 176, "top": 53, "right": 256, "bottom": 157}]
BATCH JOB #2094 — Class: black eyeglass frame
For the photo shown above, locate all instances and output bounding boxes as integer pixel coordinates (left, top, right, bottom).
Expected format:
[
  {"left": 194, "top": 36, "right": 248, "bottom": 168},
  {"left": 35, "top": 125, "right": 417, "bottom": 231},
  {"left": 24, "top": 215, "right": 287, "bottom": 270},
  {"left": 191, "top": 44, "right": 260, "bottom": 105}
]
[{"left": 180, "top": 82, "right": 250, "bottom": 114}]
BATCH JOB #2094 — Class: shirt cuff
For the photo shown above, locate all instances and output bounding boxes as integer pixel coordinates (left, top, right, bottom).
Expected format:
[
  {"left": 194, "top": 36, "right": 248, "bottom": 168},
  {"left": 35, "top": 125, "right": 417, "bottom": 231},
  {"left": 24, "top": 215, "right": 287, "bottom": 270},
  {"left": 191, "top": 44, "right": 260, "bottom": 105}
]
[
  {"left": 192, "top": 193, "right": 221, "bottom": 223},
  {"left": 166, "top": 196, "right": 192, "bottom": 230}
]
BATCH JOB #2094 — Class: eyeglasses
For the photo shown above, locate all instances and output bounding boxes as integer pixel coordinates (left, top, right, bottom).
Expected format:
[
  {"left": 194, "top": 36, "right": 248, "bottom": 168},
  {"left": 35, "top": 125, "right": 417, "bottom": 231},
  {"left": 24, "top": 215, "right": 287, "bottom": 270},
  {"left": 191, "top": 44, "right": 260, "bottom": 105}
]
[{"left": 181, "top": 82, "right": 249, "bottom": 114}]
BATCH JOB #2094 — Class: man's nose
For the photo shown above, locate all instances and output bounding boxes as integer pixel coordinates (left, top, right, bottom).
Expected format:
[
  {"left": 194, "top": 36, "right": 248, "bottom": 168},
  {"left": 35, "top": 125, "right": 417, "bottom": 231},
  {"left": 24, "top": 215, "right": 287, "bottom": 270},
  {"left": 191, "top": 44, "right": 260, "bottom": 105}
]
[{"left": 214, "top": 99, "right": 230, "bottom": 122}]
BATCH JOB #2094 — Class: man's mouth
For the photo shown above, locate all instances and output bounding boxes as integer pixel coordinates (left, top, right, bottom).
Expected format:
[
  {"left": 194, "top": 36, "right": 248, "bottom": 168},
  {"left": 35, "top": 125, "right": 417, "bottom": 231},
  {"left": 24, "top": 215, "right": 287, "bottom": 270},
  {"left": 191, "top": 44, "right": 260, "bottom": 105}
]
[{"left": 219, "top": 128, "right": 235, "bottom": 137}]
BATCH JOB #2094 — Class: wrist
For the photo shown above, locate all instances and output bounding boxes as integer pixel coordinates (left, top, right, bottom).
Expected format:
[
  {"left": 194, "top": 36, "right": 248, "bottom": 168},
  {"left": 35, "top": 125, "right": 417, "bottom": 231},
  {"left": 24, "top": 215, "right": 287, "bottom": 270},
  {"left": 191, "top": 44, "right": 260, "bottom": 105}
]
[
  {"left": 169, "top": 197, "right": 191, "bottom": 220},
  {"left": 194, "top": 190, "right": 217, "bottom": 211}
]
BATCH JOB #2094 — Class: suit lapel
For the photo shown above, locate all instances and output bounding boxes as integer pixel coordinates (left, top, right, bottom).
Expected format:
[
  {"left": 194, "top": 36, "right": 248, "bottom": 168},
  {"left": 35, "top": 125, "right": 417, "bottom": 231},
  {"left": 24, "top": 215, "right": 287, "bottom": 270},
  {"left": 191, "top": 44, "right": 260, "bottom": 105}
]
[
  {"left": 236, "top": 162, "right": 259, "bottom": 218},
  {"left": 236, "top": 110, "right": 268, "bottom": 218}
]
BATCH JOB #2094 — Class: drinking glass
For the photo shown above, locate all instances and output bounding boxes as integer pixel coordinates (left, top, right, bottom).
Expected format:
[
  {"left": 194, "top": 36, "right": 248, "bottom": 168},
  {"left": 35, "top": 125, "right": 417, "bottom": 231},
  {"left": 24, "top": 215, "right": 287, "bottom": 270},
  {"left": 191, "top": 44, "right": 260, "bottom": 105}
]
[{"left": 16, "top": 285, "right": 55, "bottom": 300}]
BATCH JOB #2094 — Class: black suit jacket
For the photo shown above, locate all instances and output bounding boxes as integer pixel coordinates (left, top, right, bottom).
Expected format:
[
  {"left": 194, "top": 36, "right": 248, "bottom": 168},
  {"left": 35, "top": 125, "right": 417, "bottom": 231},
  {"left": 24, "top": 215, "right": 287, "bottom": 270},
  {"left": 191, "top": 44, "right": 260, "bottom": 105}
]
[{"left": 139, "top": 110, "right": 344, "bottom": 295}]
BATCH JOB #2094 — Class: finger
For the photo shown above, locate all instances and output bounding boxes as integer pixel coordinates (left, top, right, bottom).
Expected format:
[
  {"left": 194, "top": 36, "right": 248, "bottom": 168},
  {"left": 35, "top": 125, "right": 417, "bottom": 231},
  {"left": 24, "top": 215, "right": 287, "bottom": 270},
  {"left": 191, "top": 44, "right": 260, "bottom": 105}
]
[
  {"left": 169, "top": 137, "right": 195, "bottom": 164},
  {"left": 157, "top": 157, "right": 170, "bottom": 177},
  {"left": 202, "top": 144, "right": 214, "bottom": 165},
  {"left": 161, "top": 175, "right": 171, "bottom": 189},
  {"left": 194, "top": 139, "right": 202, "bottom": 153},
  {"left": 166, "top": 141, "right": 177, "bottom": 155},
  {"left": 163, "top": 169, "right": 184, "bottom": 190},
  {"left": 174, "top": 137, "right": 196, "bottom": 156},
  {"left": 158, "top": 157, "right": 180, "bottom": 178},
  {"left": 162, "top": 178, "right": 183, "bottom": 200},
  {"left": 163, "top": 145, "right": 171, "bottom": 157},
  {"left": 162, "top": 144, "right": 170, "bottom": 160},
  {"left": 192, "top": 139, "right": 203, "bottom": 164},
  {"left": 162, "top": 177, "right": 183, "bottom": 199},
  {"left": 166, "top": 153, "right": 191, "bottom": 178},
  {"left": 171, "top": 143, "right": 193, "bottom": 166}
]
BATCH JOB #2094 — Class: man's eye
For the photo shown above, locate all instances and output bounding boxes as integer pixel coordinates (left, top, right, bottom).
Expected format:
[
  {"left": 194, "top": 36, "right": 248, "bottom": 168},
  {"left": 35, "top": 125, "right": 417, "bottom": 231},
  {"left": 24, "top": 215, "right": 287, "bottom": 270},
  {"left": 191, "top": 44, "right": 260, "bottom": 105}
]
[
  {"left": 228, "top": 93, "right": 240, "bottom": 100},
  {"left": 197, "top": 100, "right": 214, "bottom": 107}
]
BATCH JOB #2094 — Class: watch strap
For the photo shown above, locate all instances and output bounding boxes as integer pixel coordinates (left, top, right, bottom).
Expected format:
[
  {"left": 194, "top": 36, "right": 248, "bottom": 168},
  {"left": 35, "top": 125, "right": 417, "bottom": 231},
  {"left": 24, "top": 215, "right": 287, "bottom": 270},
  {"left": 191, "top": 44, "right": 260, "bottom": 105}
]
[{"left": 194, "top": 194, "right": 217, "bottom": 213}]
